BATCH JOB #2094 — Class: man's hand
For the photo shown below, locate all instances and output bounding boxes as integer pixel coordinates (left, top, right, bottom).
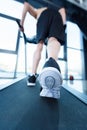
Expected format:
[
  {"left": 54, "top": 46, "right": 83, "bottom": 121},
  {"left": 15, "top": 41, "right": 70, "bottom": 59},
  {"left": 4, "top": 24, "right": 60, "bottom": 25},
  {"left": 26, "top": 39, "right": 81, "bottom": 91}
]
[
  {"left": 19, "top": 24, "right": 24, "bottom": 32},
  {"left": 16, "top": 19, "right": 24, "bottom": 32}
]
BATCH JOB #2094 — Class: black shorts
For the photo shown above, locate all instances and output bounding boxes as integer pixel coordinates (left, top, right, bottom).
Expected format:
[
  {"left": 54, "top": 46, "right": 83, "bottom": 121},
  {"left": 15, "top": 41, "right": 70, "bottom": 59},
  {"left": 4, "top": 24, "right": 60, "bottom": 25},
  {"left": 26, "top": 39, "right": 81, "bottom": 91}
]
[{"left": 36, "top": 8, "right": 66, "bottom": 45}]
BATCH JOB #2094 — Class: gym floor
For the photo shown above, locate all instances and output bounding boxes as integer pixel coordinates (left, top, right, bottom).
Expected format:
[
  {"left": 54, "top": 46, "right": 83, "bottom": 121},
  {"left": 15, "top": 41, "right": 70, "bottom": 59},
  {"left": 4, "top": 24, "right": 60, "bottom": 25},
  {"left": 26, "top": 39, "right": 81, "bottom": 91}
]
[{"left": 0, "top": 76, "right": 87, "bottom": 104}]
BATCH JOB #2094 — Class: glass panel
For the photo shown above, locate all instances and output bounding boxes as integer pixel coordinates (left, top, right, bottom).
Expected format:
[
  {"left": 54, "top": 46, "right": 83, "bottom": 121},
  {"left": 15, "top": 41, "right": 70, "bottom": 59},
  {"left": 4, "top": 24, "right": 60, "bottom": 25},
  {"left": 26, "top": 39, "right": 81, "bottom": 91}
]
[
  {"left": 0, "top": 53, "right": 16, "bottom": 77},
  {"left": 58, "top": 60, "right": 67, "bottom": 79},
  {"left": 0, "top": 17, "right": 18, "bottom": 51},
  {"left": 0, "top": 0, "right": 23, "bottom": 18},
  {"left": 67, "top": 21, "right": 83, "bottom": 50},
  {"left": 59, "top": 46, "right": 64, "bottom": 59},
  {"left": 67, "top": 48, "right": 83, "bottom": 79}
]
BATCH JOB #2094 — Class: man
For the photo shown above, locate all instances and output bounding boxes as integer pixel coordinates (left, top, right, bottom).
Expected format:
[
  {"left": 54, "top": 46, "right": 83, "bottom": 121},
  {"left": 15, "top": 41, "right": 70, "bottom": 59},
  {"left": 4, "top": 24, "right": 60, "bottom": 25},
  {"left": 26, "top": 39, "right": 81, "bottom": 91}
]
[{"left": 20, "top": 0, "right": 66, "bottom": 98}]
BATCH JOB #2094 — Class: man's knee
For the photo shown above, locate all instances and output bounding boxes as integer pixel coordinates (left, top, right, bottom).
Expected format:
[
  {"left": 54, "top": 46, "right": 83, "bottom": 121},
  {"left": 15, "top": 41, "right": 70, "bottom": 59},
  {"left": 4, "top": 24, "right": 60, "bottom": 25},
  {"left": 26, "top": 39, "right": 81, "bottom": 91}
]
[
  {"left": 48, "top": 37, "right": 58, "bottom": 43},
  {"left": 36, "top": 42, "right": 44, "bottom": 52}
]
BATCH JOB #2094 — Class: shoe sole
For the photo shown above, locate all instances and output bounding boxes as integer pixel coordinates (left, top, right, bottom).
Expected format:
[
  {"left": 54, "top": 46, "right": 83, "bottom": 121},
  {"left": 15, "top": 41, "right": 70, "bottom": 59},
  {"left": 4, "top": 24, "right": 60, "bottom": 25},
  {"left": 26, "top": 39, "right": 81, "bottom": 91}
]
[
  {"left": 27, "top": 82, "right": 35, "bottom": 86},
  {"left": 38, "top": 67, "right": 63, "bottom": 99},
  {"left": 40, "top": 88, "right": 60, "bottom": 99}
]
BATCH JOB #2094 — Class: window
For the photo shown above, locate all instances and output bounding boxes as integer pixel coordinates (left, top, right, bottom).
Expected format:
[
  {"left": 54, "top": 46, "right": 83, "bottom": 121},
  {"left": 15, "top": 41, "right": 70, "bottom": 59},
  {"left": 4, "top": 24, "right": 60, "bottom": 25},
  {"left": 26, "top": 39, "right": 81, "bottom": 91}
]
[
  {"left": 0, "top": 17, "right": 18, "bottom": 51},
  {"left": 66, "top": 21, "right": 84, "bottom": 79}
]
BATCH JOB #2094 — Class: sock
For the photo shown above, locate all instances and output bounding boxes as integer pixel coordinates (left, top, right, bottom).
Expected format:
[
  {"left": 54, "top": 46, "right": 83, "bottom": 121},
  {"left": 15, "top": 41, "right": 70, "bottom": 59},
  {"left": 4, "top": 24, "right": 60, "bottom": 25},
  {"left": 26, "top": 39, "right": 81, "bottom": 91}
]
[{"left": 43, "top": 57, "right": 61, "bottom": 72}]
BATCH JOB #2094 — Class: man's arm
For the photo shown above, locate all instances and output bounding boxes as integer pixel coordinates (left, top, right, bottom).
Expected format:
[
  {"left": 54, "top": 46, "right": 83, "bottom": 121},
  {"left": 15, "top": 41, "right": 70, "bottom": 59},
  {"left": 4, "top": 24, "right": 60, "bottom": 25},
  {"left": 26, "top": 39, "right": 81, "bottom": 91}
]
[
  {"left": 20, "top": 1, "right": 47, "bottom": 31},
  {"left": 20, "top": 2, "right": 37, "bottom": 30},
  {"left": 59, "top": 8, "right": 66, "bottom": 25}
]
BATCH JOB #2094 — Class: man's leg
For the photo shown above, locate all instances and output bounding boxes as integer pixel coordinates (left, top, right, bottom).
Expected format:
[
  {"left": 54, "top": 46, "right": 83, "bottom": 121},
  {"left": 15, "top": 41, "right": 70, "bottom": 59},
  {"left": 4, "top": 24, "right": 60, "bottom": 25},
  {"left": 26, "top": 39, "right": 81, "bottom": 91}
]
[
  {"left": 32, "top": 42, "right": 44, "bottom": 74},
  {"left": 39, "top": 37, "right": 63, "bottom": 99},
  {"left": 27, "top": 41, "right": 44, "bottom": 86},
  {"left": 47, "top": 37, "right": 61, "bottom": 60}
]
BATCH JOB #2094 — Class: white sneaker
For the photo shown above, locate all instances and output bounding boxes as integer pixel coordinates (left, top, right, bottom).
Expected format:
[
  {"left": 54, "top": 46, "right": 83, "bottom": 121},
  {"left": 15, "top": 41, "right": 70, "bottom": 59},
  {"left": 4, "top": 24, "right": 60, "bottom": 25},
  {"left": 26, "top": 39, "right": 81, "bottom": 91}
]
[{"left": 38, "top": 67, "right": 63, "bottom": 99}]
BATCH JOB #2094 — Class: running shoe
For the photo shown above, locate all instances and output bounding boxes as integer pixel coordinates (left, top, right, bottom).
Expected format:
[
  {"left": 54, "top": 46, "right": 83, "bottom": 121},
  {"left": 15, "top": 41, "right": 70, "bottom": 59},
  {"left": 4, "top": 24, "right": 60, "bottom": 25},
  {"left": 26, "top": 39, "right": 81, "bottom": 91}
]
[
  {"left": 27, "top": 75, "right": 36, "bottom": 86},
  {"left": 38, "top": 67, "right": 63, "bottom": 99}
]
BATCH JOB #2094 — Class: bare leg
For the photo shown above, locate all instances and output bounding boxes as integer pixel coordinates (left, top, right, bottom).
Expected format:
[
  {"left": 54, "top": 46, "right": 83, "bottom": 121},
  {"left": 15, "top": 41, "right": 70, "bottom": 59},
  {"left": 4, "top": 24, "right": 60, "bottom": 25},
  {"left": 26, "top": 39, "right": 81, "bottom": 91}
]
[
  {"left": 31, "top": 41, "right": 44, "bottom": 74},
  {"left": 47, "top": 37, "right": 61, "bottom": 61}
]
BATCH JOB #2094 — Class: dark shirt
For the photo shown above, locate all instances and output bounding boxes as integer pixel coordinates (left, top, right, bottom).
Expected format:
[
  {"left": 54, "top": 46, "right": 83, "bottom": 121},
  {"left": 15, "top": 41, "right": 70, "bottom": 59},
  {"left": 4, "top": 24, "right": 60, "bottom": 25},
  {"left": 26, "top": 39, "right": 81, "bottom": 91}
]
[{"left": 24, "top": 0, "right": 65, "bottom": 11}]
